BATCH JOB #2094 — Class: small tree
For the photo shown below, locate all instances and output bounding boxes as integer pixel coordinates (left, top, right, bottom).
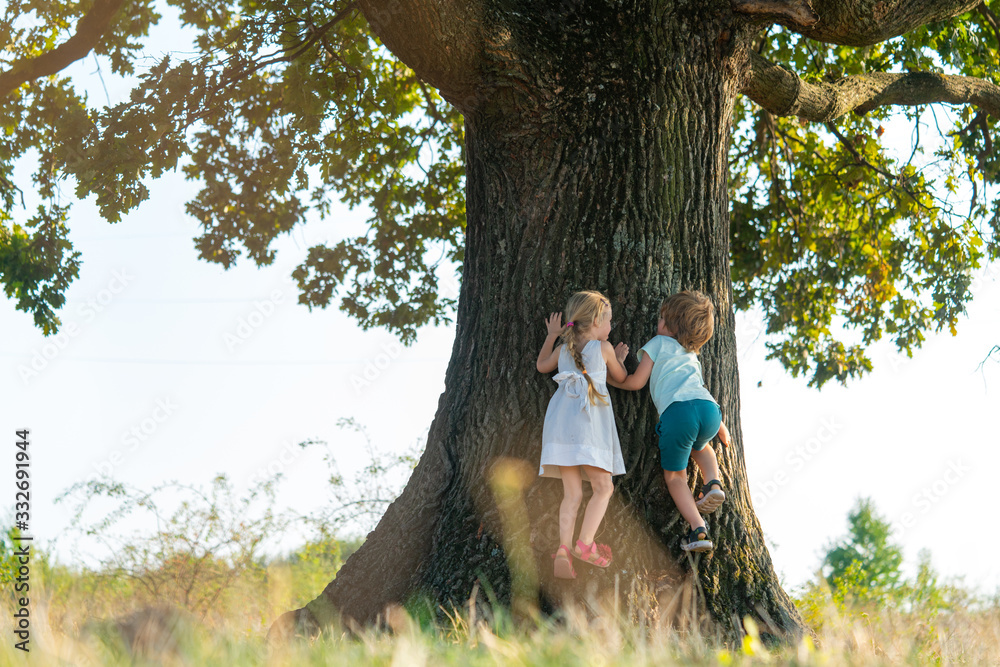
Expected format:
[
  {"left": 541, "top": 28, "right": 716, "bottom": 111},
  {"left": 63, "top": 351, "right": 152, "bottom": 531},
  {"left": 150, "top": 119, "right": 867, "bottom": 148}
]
[
  {"left": 823, "top": 498, "right": 905, "bottom": 606},
  {"left": 909, "top": 549, "right": 948, "bottom": 613}
]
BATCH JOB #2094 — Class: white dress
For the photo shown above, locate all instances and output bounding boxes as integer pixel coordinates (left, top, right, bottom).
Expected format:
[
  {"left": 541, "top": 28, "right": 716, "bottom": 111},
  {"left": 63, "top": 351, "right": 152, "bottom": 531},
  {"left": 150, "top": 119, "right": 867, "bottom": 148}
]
[{"left": 539, "top": 339, "right": 626, "bottom": 479}]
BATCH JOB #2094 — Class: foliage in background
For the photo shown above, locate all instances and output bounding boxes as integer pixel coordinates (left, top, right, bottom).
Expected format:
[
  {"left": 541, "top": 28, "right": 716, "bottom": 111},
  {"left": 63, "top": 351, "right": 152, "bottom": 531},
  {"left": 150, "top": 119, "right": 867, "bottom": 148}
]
[
  {"left": 823, "top": 497, "right": 905, "bottom": 604},
  {"left": 2, "top": 1, "right": 999, "bottom": 384},
  {"left": 36, "top": 421, "right": 411, "bottom": 622},
  {"left": 302, "top": 416, "right": 420, "bottom": 538},
  {"left": 266, "top": 533, "right": 363, "bottom": 615},
  {"left": 55, "top": 474, "right": 288, "bottom": 619},
  {"left": 1, "top": 523, "right": 25, "bottom": 593},
  {"left": 794, "top": 497, "right": 973, "bottom": 633}
]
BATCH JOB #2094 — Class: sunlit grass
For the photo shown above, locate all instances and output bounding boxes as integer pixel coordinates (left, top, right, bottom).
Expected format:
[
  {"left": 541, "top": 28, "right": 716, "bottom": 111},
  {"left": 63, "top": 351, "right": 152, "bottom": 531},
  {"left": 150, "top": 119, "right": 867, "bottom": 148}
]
[
  {"left": 4, "top": 565, "right": 999, "bottom": 666},
  {"left": 4, "top": 487, "right": 996, "bottom": 665}
]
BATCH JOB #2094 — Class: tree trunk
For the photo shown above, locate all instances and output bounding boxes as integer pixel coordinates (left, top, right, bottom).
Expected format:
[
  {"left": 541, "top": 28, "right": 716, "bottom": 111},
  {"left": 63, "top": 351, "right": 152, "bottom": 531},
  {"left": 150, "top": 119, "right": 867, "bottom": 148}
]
[{"left": 275, "top": 1, "right": 805, "bottom": 642}]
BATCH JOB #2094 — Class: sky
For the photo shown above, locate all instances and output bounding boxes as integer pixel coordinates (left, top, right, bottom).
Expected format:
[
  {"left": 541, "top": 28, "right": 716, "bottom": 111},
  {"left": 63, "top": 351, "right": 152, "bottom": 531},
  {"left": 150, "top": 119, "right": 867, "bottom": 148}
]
[{"left": 3, "top": 5, "right": 1000, "bottom": 597}]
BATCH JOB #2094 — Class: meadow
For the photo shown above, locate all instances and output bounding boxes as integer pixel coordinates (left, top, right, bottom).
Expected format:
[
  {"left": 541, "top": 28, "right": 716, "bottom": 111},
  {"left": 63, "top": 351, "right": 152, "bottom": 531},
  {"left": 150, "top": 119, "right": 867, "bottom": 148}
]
[
  {"left": 3, "top": 473, "right": 999, "bottom": 666},
  {"left": 2, "top": 549, "right": 999, "bottom": 666}
]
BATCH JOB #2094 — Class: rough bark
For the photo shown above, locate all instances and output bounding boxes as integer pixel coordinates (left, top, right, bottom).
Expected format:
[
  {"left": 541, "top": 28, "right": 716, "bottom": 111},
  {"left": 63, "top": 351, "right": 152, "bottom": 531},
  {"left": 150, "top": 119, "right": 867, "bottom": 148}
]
[
  {"left": 742, "top": 49, "right": 1000, "bottom": 120},
  {"left": 273, "top": 0, "right": 805, "bottom": 643},
  {"left": 787, "top": 0, "right": 981, "bottom": 45},
  {"left": 732, "top": 0, "right": 819, "bottom": 28},
  {"left": 356, "top": 0, "right": 486, "bottom": 108}
]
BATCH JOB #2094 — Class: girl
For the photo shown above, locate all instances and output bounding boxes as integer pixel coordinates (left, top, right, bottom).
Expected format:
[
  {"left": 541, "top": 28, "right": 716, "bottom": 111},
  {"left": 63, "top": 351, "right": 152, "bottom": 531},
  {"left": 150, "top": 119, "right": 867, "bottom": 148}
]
[
  {"left": 609, "top": 290, "right": 732, "bottom": 553},
  {"left": 536, "top": 290, "right": 629, "bottom": 579}
]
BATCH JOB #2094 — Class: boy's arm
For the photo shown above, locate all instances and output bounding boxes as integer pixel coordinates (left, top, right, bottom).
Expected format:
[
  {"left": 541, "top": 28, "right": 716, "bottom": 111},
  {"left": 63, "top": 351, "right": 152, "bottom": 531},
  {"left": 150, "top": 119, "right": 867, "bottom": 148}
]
[
  {"left": 718, "top": 420, "right": 732, "bottom": 447},
  {"left": 601, "top": 340, "right": 629, "bottom": 383},
  {"left": 608, "top": 354, "right": 653, "bottom": 391},
  {"left": 536, "top": 312, "right": 563, "bottom": 373}
]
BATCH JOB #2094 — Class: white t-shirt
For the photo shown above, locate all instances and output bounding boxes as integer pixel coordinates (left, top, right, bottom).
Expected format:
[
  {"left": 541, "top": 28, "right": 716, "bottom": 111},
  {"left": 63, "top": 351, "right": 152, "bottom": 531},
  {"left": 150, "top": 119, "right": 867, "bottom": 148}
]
[{"left": 637, "top": 335, "right": 717, "bottom": 416}]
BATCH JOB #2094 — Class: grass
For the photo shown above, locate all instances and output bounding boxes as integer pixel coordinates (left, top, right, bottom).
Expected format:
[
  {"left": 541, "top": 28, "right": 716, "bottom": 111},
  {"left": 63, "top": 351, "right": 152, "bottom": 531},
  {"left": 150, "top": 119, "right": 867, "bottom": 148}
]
[
  {"left": 4, "top": 561, "right": 1000, "bottom": 666},
  {"left": 4, "top": 491, "right": 996, "bottom": 665}
]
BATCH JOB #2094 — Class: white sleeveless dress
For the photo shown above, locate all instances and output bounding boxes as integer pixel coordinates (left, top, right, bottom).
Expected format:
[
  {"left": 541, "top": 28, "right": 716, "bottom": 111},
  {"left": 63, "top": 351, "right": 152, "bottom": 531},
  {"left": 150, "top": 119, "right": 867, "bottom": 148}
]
[{"left": 539, "top": 339, "right": 626, "bottom": 479}]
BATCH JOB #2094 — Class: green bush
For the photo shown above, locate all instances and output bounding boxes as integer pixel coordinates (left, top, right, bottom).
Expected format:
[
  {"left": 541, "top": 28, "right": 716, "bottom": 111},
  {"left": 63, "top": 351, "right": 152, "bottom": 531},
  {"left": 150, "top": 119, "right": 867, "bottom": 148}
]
[{"left": 794, "top": 497, "right": 969, "bottom": 633}]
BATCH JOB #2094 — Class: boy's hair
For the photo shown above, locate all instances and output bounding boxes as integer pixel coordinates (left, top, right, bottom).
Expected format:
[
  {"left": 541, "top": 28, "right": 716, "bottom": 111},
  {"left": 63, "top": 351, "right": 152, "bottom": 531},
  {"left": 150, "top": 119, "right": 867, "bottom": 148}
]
[
  {"left": 560, "top": 290, "right": 611, "bottom": 406},
  {"left": 660, "top": 290, "right": 714, "bottom": 353}
]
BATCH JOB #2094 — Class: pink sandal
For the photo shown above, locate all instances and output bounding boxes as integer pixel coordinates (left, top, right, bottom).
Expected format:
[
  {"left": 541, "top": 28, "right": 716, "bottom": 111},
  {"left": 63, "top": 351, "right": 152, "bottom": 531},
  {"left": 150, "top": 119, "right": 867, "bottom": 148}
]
[
  {"left": 552, "top": 544, "right": 576, "bottom": 579},
  {"left": 573, "top": 539, "right": 612, "bottom": 568}
]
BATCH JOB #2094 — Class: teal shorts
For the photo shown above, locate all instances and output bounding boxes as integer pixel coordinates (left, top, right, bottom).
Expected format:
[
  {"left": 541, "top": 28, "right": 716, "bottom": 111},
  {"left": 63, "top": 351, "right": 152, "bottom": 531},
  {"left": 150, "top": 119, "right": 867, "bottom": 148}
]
[{"left": 655, "top": 399, "right": 721, "bottom": 471}]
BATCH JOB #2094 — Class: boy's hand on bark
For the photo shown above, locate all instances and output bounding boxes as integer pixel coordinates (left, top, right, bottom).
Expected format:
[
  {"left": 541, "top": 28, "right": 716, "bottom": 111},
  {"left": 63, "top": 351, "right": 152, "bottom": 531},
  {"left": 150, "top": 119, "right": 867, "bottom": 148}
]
[{"left": 718, "top": 421, "right": 732, "bottom": 448}]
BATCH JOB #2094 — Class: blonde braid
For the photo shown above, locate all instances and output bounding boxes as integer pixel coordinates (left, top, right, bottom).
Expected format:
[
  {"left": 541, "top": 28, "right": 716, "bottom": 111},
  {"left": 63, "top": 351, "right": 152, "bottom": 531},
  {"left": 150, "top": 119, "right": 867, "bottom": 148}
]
[{"left": 559, "top": 295, "right": 610, "bottom": 407}]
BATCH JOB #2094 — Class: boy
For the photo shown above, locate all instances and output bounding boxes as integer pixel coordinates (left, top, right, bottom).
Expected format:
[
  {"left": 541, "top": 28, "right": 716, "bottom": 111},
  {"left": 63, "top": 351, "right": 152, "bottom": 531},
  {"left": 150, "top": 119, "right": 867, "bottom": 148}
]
[{"left": 610, "top": 290, "right": 731, "bottom": 552}]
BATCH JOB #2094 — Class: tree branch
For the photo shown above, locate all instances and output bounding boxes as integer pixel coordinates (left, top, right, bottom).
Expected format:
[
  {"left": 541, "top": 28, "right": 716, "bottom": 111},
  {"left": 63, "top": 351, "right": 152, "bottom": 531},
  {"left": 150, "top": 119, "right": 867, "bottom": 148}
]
[
  {"left": 978, "top": 345, "right": 1000, "bottom": 376},
  {"left": 785, "top": 0, "right": 981, "bottom": 46},
  {"left": 741, "top": 49, "right": 1000, "bottom": 121},
  {"left": 357, "top": 0, "right": 483, "bottom": 111},
  {"left": 979, "top": 1, "right": 1000, "bottom": 46},
  {"left": 0, "top": 0, "right": 126, "bottom": 98},
  {"left": 732, "top": 0, "right": 819, "bottom": 28},
  {"left": 824, "top": 121, "right": 931, "bottom": 207},
  {"left": 212, "top": 3, "right": 359, "bottom": 92}
]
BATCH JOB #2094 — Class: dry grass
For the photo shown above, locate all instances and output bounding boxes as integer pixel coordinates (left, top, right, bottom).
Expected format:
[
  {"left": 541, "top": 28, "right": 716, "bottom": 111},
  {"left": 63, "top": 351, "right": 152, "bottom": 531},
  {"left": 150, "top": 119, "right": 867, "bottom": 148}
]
[{"left": 4, "top": 563, "right": 999, "bottom": 666}]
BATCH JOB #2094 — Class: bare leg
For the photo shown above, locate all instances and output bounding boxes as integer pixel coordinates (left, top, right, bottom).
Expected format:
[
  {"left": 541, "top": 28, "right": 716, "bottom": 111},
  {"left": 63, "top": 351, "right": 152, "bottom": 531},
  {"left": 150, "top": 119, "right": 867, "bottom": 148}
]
[
  {"left": 578, "top": 466, "right": 613, "bottom": 545},
  {"left": 690, "top": 444, "right": 720, "bottom": 490},
  {"left": 558, "top": 466, "right": 584, "bottom": 549},
  {"left": 663, "top": 469, "right": 704, "bottom": 530}
]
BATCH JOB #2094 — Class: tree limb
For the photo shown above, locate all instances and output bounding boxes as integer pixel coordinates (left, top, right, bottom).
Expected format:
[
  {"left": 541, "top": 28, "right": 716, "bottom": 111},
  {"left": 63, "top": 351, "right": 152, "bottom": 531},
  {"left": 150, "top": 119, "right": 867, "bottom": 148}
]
[
  {"left": 357, "top": 0, "right": 484, "bottom": 111},
  {"left": 978, "top": 345, "right": 1000, "bottom": 375},
  {"left": 732, "top": 0, "right": 819, "bottom": 28},
  {"left": 979, "top": 1, "right": 1000, "bottom": 46},
  {"left": 0, "top": 0, "right": 126, "bottom": 98},
  {"left": 784, "top": 0, "right": 982, "bottom": 46},
  {"left": 212, "top": 3, "right": 359, "bottom": 93},
  {"left": 741, "top": 49, "right": 1000, "bottom": 121},
  {"left": 824, "top": 121, "right": 931, "bottom": 207}
]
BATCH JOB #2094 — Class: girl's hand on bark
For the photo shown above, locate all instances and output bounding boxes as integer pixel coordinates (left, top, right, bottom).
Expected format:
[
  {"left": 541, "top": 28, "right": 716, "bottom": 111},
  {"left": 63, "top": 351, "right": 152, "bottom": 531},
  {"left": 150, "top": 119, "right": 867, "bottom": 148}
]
[
  {"left": 545, "top": 312, "right": 563, "bottom": 336},
  {"left": 614, "top": 342, "right": 629, "bottom": 363}
]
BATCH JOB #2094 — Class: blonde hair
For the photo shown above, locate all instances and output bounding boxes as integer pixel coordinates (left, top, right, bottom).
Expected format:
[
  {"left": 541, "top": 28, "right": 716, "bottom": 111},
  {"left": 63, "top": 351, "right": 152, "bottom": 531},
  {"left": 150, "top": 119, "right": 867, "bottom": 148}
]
[
  {"left": 559, "top": 290, "right": 611, "bottom": 406},
  {"left": 660, "top": 290, "right": 714, "bottom": 353}
]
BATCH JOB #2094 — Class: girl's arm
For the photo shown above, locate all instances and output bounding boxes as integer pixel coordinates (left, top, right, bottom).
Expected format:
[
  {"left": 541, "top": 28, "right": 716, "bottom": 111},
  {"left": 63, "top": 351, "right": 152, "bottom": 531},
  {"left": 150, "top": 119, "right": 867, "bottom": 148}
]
[
  {"left": 601, "top": 340, "right": 629, "bottom": 383},
  {"left": 607, "top": 353, "right": 654, "bottom": 391},
  {"left": 536, "top": 312, "right": 564, "bottom": 373}
]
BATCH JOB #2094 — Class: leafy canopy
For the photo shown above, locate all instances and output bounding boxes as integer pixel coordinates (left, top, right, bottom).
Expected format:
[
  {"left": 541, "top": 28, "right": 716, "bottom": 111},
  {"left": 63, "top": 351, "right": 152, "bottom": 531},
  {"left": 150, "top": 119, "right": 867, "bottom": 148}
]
[
  {"left": 2, "top": 0, "right": 998, "bottom": 384},
  {"left": 731, "top": 14, "right": 1000, "bottom": 385}
]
